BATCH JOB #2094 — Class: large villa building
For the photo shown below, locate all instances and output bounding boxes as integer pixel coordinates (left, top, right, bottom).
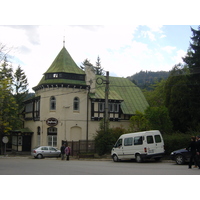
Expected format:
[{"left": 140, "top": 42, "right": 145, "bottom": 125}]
[{"left": 12, "top": 43, "right": 149, "bottom": 152}]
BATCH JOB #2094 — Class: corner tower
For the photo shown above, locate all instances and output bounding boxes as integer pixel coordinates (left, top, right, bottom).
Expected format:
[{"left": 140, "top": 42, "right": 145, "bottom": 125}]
[{"left": 33, "top": 46, "right": 87, "bottom": 91}]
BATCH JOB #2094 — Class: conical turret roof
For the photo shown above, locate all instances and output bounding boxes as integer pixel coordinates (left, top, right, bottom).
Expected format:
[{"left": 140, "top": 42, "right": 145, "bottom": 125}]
[
  {"left": 33, "top": 46, "right": 86, "bottom": 91},
  {"left": 45, "top": 47, "right": 84, "bottom": 74}
]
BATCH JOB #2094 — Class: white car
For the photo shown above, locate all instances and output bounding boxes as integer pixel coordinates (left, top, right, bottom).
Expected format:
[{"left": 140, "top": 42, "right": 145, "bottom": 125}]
[{"left": 32, "top": 146, "right": 61, "bottom": 159}]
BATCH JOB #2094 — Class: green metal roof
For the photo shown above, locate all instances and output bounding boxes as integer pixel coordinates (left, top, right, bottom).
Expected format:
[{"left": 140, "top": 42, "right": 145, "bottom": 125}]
[
  {"left": 90, "top": 76, "right": 149, "bottom": 115},
  {"left": 45, "top": 47, "right": 84, "bottom": 74},
  {"left": 33, "top": 46, "right": 86, "bottom": 89}
]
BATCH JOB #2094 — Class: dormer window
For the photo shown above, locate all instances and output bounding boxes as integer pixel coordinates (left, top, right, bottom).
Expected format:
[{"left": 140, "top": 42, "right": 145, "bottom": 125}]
[{"left": 53, "top": 73, "right": 58, "bottom": 78}]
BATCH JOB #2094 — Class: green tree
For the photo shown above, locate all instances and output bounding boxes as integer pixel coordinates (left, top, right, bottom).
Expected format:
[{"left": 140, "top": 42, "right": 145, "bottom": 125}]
[
  {"left": 143, "top": 79, "right": 166, "bottom": 107},
  {"left": 144, "top": 106, "right": 173, "bottom": 134},
  {"left": 81, "top": 56, "right": 105, "bottom": 75},
  {"left": 0, "top": 78, "right": 18, "bottom": 154},
  {"left": 94, "top": 56, "right": 104, "bottom": 75},
  {"left": 129, "top": 110, "right": 149, "bottom": 132},
  {"left": 165, "top": 64, "right": 191, "bottom": 132},
  {"left": 182, "top": 26, "right": 200, "bottom": 130},
  {"left": 13, "top": 66, "right": 29, "bottom": 113},
  {"left": 0, "top": 57, "right": 13, "bottom": 80}
]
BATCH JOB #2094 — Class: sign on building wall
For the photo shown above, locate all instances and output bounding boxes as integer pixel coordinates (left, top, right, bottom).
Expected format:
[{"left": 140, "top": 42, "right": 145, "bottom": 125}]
[{"left": 46, "top": 118, "right": 58, "bottom": 127}]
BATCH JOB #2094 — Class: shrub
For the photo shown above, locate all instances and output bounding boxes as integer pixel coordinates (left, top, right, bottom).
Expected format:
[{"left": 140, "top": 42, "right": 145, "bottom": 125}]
[
  {"left": 94, "top": 127, "right": 127, "bottom": 156},
  {"left": 163, "top": 132, "right": 193, "bottom": 155}
]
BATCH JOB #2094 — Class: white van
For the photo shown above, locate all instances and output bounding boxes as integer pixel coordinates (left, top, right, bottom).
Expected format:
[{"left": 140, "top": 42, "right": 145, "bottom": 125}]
[{"left": 111, "top": 130, "right": 165, "bottom": 162}]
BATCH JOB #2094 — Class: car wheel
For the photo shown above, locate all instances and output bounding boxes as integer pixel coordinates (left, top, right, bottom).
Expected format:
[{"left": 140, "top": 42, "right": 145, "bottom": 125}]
[
  {"left": 135, "top": 154, "right": 143, "bottom": 163},
  {"left": 113, "top": 154, "right": 119, "bottom": 162},
  {"left": 175, "top": 154, "right": 185, "bottom": 165},
  {"left": 37, "top": 154, "right": 43, "bottom": 159}
]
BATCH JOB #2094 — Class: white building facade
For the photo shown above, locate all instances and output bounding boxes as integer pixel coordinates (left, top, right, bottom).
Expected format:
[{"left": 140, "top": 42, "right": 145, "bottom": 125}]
[{"left": 22, "top": 45, "right": 149, "bottom": 151}]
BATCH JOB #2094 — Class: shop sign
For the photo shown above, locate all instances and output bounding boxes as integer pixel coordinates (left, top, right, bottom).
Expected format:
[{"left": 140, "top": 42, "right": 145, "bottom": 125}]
[{"left": 46, "top": 118, "right": 58, "bottom": 126}]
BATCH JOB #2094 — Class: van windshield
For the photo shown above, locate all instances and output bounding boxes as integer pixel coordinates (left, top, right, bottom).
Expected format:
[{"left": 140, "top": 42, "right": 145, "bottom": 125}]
[{"left": 115, "top": 139, "right": 122, "bottom": 147}]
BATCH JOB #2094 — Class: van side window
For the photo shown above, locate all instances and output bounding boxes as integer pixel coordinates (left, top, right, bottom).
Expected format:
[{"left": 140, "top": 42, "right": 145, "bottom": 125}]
[
  {"left": 124, "top": 137, "right": 133, "bottom": 146},
  {"left": 155, "top": 135, "right": 162, "bottom": 143},
  {"left": 134, "top": 136, "right": 143, "bottom": 145},
  {"left": 115, "top": 139, "right": 122, "bottom": 147},
  {"left": 147, "top": 135, "right": 154, "bottom": 144}
]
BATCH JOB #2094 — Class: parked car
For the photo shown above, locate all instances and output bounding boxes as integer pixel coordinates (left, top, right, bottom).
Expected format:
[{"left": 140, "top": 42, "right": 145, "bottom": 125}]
[
  {"left": 170, "top": 148, "right": 192, "bottom": 165},
  {"left": 32, "top": 146, "right": 61, "bottom": 159}
]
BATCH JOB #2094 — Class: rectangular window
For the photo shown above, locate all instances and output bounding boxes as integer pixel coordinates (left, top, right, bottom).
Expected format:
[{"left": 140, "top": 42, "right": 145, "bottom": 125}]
[
  {"left": 147, "top": 135, "right": 154, "bottom": 144},
  {"left": 109, "top": 103, "right": 114, "bottom": 112},
  {"left": 48, "top": 135, "right": 57, "bottom": 147},
  {"left": 134, "top": 136, "right": 143, "bottom": 145},
  {"left": 99, "top": 102, "right": 105, "bottom": 112},
  {"left": 114, "top": 103, "right": 119, "bottom": 112},
  {"left": 25, "top": 102, "right": 33, "bottom": 112},
  {"left": 154, "top": 135, "right": 162, "bottom": 143},
  {"left": 124, "top": 137, "right": 133, "bottom": 146},
  {"left": 73, "top": 97, "right": 79, "bottom": 111}
]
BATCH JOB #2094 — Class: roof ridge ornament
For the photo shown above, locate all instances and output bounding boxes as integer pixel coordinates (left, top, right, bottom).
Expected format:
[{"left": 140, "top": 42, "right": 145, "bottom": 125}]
[{"left": 63, "top": 36, "right": 65, "bottom": 47}]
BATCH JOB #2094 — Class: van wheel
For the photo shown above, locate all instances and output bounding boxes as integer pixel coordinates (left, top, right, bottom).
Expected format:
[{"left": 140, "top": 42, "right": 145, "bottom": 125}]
[
  {"left": 113, "top": 154, "right": 119, "bottom": 162},
  {"left": 135, "top": 154, "right": 143, "bottom": 163}
]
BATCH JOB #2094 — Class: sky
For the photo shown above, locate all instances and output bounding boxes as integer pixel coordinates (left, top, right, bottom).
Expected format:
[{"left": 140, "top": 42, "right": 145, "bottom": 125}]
[{"left": 0, "top": 25, "right": 199, "bottom": 92}]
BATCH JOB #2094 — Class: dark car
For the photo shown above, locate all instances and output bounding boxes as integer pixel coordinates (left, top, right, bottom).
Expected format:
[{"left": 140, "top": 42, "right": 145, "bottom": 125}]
[{"left": 170, "top": 148, "right": 192, "bottom": 165}]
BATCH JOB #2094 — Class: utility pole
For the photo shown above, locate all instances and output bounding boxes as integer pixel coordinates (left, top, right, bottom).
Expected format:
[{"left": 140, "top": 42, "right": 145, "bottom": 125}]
[
  {"left": 96, "top": 71, "right": 110, "bottom": 133},
  {"left": 104, "top": 71, "right": 109, "bottom": 133}
]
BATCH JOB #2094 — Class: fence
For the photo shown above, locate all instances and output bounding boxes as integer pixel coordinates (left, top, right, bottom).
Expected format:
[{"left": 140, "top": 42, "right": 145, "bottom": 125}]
[{"left": 62, "top": 140, "right": 96, "bottom": 156}]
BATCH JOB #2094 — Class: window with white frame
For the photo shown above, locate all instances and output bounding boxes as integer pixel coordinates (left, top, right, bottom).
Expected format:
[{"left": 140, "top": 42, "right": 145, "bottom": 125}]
[
  {"left": 48, "top": 135, "right": 57, "bottom": 147},
  {"left": 47, "top": 127, "right": 57, "bottom": 147}
]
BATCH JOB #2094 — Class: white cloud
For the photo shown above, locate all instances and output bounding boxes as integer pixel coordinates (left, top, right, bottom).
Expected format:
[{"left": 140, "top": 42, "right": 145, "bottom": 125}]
[
  {"left": 173, "top": 49, "right": 187, "bottom": 64},
  {"left": 162, "top": 46, "right": 176, "bottom": 53},
  {"left": 160, "top": 34, "right": 166, "bottom": 39},
  {"left": 0, "top": 25, "right": 190, "bottom": 92},
  {"left": 147, "top": 25, "right": 163, "bottom": 33}
]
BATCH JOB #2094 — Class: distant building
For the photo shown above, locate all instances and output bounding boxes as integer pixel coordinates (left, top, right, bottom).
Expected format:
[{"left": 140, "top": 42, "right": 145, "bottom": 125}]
[{"left": 17, "top": 44, "right": 148, "bottom": 151}]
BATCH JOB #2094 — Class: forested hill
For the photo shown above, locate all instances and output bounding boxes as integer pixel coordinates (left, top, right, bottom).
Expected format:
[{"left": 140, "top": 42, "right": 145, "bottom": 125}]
[{"left": 127, "top": 70, "right": 170, "bottom": 89}]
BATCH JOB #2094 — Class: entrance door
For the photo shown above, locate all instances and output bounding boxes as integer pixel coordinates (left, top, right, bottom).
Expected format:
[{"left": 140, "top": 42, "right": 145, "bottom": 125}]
[{"left": 22, "top": 136, "right": 31, "bottom": 151}]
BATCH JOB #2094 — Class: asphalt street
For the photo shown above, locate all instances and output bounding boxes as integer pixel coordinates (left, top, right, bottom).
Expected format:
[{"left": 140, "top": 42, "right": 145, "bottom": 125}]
[{"left": 0, "top": 156, "right": 200, "bottom": 175}]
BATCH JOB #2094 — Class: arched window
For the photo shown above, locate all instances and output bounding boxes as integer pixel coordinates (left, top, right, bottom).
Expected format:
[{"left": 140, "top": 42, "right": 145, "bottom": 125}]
[
  {"left": 50, "top": 96, "right": 56, "bottom": 110},
  {"left": 73, "top": 97, "right": 79, "bottom": 111}
]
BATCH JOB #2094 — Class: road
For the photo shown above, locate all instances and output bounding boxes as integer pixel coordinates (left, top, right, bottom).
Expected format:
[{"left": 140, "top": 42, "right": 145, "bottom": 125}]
[{"left": 0, "top": 157, "right": 200, "bottom": 175}]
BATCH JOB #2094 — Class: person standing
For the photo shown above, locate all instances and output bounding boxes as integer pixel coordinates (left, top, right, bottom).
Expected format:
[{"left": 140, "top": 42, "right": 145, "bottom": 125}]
[
  {"left": 186, "top": 136, "right": 198, "bottom": 169},
  {"left": 60, "top": 143, "right": 66, "bottom": 160},
  {"left": 65, "top": 145, "right": 71, "bottom": 161}
]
